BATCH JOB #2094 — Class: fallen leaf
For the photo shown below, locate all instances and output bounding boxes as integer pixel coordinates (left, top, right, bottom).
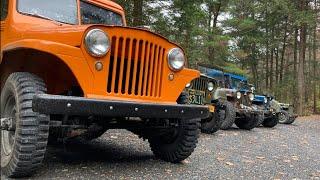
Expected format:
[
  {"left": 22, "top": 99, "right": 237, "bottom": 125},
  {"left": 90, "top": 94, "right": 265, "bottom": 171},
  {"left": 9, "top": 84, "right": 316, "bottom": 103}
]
[
  {"left": 110, "top": 136, "right": 118, "bottom": 139},
  {"left": 182, "top": 159, "right": 190, "bottom": 164},
  {"left": 242, "top": 160, "right": 254, "bottom": 164},
  {"left": 217, "top": 157, "right": 225, "bottom": 162},
  {"left": 283, "top": 159, "right": 291, "bottom": 163},
  {"left": 256, "top": 156, "right": 265, "bottom": 160},
  {"left": 225, "top": 162, "right": 234, "bottom": 166},
  {"left": 165, "top": 169, "right": 172, "bottom": 173},
  {"left": 292, "top": 156, "right": 299, "bottom": 161}
]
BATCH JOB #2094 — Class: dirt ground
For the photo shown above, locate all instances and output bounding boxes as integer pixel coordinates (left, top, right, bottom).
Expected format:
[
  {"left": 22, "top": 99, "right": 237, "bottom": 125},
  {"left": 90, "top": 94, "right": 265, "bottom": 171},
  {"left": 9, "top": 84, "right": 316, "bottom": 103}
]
[{"left": 2, "top": 116, "right": 320, "bottom": 180}]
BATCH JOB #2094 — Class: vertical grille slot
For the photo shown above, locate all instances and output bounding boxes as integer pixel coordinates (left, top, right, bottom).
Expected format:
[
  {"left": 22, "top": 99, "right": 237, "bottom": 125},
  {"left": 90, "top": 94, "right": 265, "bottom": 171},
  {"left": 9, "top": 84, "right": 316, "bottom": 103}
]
[{"left": 106, "top": 36, "right": 165, "bottom": 98}]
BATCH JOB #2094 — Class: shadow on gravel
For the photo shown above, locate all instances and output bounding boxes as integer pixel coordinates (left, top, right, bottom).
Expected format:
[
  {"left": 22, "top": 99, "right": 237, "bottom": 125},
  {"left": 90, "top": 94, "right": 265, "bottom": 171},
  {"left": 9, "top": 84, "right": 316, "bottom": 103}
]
[
  {"left": 220, "top": 127, "right": 258, "bottom": 131},
  {"left": 44, "top": 140, "right": 154, "bottom": 165}
]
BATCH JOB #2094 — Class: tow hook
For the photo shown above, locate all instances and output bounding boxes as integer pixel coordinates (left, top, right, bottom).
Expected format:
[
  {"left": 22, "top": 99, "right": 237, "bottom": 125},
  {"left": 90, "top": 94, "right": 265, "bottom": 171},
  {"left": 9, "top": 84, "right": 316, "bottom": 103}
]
[{"left": 0, "top": 117, "right": 15, "bottom": 131}]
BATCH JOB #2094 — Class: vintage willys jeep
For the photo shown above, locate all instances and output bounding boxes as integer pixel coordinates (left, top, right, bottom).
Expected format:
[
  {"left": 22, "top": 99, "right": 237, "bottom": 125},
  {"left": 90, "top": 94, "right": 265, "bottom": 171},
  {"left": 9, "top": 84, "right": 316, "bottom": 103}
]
[
  {"left": 180, "top": 73, "right": 223, "bottom": 134},
  {"left": 217, "top": 73, "right": 262, "bottom": 130},
  {"left": 252, "top": 95, "right": 279, "bottom": 127},
  {"left": 0, "top": 0, "right": 209, "bottom": 177}
]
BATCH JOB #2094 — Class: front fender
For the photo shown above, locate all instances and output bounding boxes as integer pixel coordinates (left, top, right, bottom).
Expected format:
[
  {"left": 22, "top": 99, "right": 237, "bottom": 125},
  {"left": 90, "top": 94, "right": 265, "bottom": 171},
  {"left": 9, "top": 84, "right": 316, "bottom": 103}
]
[{"left": 2, "top": 39, "right": 94, "bottom": 96}]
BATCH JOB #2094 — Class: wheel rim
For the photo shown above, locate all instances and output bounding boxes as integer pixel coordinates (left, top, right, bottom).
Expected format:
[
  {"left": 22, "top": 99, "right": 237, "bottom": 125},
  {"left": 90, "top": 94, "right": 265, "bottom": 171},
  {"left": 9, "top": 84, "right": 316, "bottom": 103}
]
[
  {"left": 157, "top": 119, "right": 180, "bottom": 144},
  {"left": 278, "top": 113, "right": 287, "bottom": 123},
  {"left": 1, "top": 95, "right": 17, "bottom": 157}
]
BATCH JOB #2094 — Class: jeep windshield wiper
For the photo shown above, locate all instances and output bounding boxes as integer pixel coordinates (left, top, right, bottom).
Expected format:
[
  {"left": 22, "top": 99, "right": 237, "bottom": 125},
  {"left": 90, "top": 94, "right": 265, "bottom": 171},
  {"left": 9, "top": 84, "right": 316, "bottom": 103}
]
[{"left": 24, "top": 13, "right": 74, "bottom": 25}]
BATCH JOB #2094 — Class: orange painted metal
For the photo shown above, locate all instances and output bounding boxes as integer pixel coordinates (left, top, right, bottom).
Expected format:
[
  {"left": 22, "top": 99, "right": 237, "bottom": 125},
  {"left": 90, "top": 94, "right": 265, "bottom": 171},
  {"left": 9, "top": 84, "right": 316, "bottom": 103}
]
[{"left": 0, "top": 0, "right": 200, "bottom": 104}]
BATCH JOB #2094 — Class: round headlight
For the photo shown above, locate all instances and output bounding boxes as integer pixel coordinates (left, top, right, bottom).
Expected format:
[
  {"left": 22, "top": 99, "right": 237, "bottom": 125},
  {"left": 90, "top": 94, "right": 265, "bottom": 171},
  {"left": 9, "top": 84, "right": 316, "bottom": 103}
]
[
  {"left": 85, "top": 29, "right": 110, "bottom": 57},
  {"left": 236, "top": 92, "right": 241, "bottom": 99},
  {"left": 248, "top": 93, "right": 255, "bottom": 101},
  {"left": 208, "top": 82, "right": 214, "bottom": 91},
  {"left": 186, "top": 83, "right": 191, "bottom": 88},
  {"left": 264, "top": 97, "right": 268, "bottom": 104},
  {"left": 168, "top": 48, "right": 185, "bottom": 71}
]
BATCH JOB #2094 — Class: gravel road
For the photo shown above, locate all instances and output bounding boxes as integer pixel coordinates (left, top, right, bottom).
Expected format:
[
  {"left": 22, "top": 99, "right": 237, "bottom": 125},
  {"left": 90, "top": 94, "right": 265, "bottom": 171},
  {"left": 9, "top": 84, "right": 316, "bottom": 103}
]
[{"left": 2, "top": 116, "right": 320, "bottom": 180}]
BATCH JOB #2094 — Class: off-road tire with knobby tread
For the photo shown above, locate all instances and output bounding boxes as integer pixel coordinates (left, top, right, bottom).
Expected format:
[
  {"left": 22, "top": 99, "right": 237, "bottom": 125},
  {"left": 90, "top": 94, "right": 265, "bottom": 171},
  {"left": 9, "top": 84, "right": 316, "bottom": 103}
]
[
  {"left": 177, "top": 91, "right": 189, "bottom": 105},
  {"left": 1, "top": 72, "right": 49, "bottom": 178},
  {"left": 235, "top": 114, "right": 260, "bottom": 130},
  {"left": 148, "top": 118, "right": 200, "bottom": 163},
  {"left": 278, "top": 110, "right": 295, "bottom": 124},
  {"left": 220, "top": 101, "right": 236, "bottom": 130},
  {"left": 256, "top": 110, "right": 265, "bottom": 127},
  {"left": 201, "top": 105, "right": 223, "bottom": 134},
  {"left": 262, "top": 115, "right": 279, "bottom": 128}
]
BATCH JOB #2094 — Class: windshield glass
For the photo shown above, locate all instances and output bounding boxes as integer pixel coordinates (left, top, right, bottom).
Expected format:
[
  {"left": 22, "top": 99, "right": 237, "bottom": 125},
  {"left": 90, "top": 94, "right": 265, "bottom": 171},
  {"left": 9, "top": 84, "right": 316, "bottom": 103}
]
[
  {"left": 231, "top": 78, "right": 248, "bottom": 90},
  {"left": 17, "top": 0, "right": 78, "bottom": 25},
  {"left": 80, "top": 1, "right": 123, "bottom": 26}
]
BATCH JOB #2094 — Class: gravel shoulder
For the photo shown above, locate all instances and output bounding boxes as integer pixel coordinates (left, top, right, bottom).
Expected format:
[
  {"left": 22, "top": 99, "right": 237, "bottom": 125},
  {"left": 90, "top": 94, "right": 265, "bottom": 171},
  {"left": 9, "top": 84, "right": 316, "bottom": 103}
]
[{"left": 2, "top": 117, "right": 320, "bottom": 180}]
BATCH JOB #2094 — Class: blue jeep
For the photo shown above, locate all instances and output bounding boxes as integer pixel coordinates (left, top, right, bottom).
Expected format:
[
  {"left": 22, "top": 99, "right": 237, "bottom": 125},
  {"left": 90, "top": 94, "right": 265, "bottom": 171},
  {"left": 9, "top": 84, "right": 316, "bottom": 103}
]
[{"left": 252, "top": 94, "right": 280, "bottom": 127}]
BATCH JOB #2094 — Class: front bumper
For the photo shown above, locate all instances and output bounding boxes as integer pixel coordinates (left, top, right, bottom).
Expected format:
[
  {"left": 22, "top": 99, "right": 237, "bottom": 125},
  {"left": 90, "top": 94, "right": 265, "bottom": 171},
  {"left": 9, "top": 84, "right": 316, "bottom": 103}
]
[
  {"left": 236, "top": 105, "right": 263, "bottom": 115},
  {"left": 32, "top": 94, "right": 210, "bottom": 119}
]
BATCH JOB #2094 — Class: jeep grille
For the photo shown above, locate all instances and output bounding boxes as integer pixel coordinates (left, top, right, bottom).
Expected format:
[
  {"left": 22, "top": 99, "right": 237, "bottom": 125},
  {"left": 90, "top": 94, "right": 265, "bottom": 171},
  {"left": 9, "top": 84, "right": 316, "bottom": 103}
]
[
  {"left": 190, "top": 76, "right": 209, "bottom": 92},
  {"left": 107, "top": 37, "right": 165, "bottom": 98}
]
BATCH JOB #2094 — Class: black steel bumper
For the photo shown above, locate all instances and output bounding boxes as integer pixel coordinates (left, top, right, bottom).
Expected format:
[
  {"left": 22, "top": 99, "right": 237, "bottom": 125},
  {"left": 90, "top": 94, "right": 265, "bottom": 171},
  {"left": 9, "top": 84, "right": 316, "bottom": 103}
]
[
  {"left": 32, "top": 94, "right": 210, "bottom": 119},
  {"left": 237, "top": 106, "right": 264, "bottom": 115}
]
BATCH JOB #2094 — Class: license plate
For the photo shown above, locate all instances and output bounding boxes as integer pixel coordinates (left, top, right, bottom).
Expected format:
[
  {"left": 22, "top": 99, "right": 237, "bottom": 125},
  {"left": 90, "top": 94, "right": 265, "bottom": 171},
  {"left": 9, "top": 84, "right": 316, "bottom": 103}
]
[{"left": 188, "top": 89, "right": 205, "bottom": 105}]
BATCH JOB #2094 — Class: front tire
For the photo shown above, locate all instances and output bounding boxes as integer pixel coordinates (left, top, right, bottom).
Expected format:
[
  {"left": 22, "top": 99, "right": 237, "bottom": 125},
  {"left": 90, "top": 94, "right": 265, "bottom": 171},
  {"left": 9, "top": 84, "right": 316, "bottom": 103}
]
[
  {"left": 201, "top": 107, "right": 223, "bottom": 134},
  {"left": 1, "top": 72, "right": 49, "bottom": 178},
  {"left": 148, "top": 118, "right": 200, "bottom": 163},
  {"left": 220, "top": 101, "right": 236, "bottom": 130},
  {"left": 278, "top": 110, "right": 295, "bottom": 124},
  {"left": 235, "top": 113, "right": 260, "bottom": 130},
  {"left": 262, "top": 115, "right": 279, "bottom": 128}
]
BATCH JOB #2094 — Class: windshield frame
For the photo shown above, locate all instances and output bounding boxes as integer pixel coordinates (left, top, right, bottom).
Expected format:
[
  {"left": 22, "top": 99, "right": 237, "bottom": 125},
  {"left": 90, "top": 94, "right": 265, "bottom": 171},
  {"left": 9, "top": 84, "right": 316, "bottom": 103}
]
[{"left": 16, "top": 0, "right": 125, "bottom": 26}]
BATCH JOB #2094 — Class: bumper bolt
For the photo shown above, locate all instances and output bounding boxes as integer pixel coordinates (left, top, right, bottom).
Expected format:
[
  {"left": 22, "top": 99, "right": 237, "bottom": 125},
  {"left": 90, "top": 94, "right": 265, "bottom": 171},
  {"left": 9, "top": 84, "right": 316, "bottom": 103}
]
[
  {"left": 109, "top": 106, "right": 114, "bottom": 110},
  {"left": 164, "top": 109, "right": 168, "bottom": 113},
  {"left": 181, "top": 110, "right": 184, "bottom": 114},
  {"left": 135, "top": 108, "right": 139, "bottom": 112},
  {"left": 67, "top": 103, "right": 72, "bottom": 108}
]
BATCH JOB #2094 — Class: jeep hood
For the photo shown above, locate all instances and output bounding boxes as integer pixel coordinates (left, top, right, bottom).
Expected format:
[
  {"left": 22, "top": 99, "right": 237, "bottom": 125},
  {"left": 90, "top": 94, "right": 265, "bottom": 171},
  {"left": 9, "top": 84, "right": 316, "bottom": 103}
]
[{"left": 21, "top": 25, "right": 182, "bottom": 49}]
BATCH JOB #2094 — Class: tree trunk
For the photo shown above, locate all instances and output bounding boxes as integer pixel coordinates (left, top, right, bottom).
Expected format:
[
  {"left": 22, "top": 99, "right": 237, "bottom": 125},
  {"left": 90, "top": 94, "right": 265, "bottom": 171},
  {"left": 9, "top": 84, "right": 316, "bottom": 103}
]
[
  {"left": 297, "top": 0, "right": 308, "bottom": 115},
  {"left": 133, "top": 0, "right": 144, "bottom": 27},
  {"left": 208, "top": 1, "right": 222, "bottom": 63},
  {"left": 313, "top": 0, "right": 318, "bottom": 113},
  {"left": 293, "top": 27, "right": 299, "bottom": 109},
  {"left": 275, "top": 47, "right": 279, "bottom": 86},
  {"left": 280, "top": 17, "right": 288, "bottom": 84},
  {"left": 265, "top": 11, "right": 270, "bottom": 90},
  {"left": 313, "top": 27, "right": 317, "bottom": 113}
]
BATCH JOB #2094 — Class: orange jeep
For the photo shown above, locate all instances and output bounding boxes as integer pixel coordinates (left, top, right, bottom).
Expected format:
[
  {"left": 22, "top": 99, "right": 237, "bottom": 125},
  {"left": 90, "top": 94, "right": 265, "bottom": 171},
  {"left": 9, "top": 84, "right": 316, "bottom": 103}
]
[{"left": 0, "top": 0, "right": 209, "bottom": 177}]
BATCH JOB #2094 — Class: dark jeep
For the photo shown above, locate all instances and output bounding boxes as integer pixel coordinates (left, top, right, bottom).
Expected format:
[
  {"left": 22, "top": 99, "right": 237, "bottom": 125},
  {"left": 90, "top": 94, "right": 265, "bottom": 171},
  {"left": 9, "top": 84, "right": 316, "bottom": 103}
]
[{"left": 178, "top": 74, "right": 223, "bottom": 134}]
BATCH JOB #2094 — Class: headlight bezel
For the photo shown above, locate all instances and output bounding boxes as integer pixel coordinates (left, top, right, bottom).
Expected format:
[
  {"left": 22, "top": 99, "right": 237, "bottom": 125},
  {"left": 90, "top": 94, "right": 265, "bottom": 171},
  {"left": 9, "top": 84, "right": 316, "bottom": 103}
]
[
  {"left": 248, "top": 93, "right": 255, "bottom": 101},
  {"left": 85, "top": 29, "right": 110, "bottom": 58},
  {"left": 168, "top": 48, "right": 186, "bottom": 71},
  {"left": 236, "top": 91, "right": 241, "bottom": 99},
  {"left": 208, "top": 82, "right": 214, "bottom": 92}
]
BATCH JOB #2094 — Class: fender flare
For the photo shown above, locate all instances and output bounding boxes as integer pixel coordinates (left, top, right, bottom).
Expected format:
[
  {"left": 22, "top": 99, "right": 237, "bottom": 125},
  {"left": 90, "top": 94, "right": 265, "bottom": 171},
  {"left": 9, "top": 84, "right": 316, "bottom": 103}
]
[{"left": 1, "top": 39, "right": 94, "bottom": 95}]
